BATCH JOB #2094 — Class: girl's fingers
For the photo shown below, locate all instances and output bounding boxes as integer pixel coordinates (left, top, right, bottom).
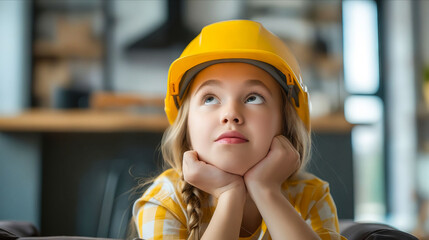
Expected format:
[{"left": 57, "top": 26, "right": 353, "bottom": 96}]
[
  {"left": 262, "top": 135, "right": 300, "bottom": 177},
  {"left": 183, "top": 150, "right": 198, "bottom": 164},
  {"left": 270, "top": 135, "right": 292, "bottom": 154},
  {"left": 183, "top": 150, "right": 204, "bottom": 183},
  {"left": 276, "top": 135, "right": 301, "bottom": 173},
  {"left": 275, "top": 135, "right": 299, "bottom": 158},
  {"left": 270, "top": 136, "right": 282, "bottom": 150},
  {"left": 183, "top": 150, "right": 222, "bottom": 182},
  {"left": 275, "top": 135, "right": 293, "bottom": 151},
  {"left": 184, "top": 151, "right": 206, "bottom": 170},
  {"left": 183, "top": 150, "right": 244, "bottom": 198},
  {"left": 266, "top": 136, "right": 288, "bottom": 160}
]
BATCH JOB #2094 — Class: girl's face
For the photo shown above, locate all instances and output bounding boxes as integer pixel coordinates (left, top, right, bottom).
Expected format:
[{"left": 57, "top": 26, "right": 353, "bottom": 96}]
[{"left": 187, "top": 62, "right": 283, "bottom": 175}]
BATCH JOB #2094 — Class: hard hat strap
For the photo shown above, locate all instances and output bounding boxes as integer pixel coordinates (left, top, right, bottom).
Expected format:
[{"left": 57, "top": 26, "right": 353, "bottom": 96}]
[{"left": 288, "top": 85, "right": 300, "bottom": 108}]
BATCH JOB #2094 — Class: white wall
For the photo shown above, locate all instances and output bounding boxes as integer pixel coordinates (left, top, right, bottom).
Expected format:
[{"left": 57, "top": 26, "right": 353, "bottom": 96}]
[
  {"left": 385, "top": 0, "right": 418, "bottom": 231},
  {"left": 0, "top": 0, "right": 41, "bottom": 228},
  {"left": 0, "top": 0, "right": 30, "bottom": 114}
]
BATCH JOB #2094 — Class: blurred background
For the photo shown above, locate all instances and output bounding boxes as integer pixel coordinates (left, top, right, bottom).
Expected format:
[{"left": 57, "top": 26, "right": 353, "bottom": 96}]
[{"left": 0, "top": 0, "right": 428, "bottom": 239}]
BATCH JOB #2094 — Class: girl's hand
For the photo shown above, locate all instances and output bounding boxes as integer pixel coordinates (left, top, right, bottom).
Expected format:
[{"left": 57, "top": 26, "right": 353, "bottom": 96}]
[
  {"left": 244, "top": 135, "right": 300, "bottom": 193},
  {"left": 182, "top": 150, "right": 246, "bottom": 199}
]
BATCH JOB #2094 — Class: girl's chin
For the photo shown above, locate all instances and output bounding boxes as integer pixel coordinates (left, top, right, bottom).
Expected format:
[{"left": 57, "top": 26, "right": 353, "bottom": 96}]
[
  {"left": 218, "top": 165, "right": 246, "bottom": 176},
  {"left": 211, "top": 160, "right": 255, "bottom": 176},
  {"left": 198, "top": 151, "right": 265, "bottom": 175}
]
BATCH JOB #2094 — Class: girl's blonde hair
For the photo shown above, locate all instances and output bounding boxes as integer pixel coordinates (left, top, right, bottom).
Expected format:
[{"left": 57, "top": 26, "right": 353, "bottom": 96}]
[
  {"left": 160, "top": 79, "right": 311, "bottom": 240},
  {"left": 160, "top": 96, "right": 204, "bottom": 239}
]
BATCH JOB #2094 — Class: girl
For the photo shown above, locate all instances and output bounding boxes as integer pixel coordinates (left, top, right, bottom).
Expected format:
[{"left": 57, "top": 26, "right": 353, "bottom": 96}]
[{"left": 132, "top": 20, "right": 345, "bottom": 240}]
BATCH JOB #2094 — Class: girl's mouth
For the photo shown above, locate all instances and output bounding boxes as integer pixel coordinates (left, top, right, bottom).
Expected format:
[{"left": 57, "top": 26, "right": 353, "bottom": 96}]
[{"left": 215, "top": 131, "right": 249, "bottom": 144}]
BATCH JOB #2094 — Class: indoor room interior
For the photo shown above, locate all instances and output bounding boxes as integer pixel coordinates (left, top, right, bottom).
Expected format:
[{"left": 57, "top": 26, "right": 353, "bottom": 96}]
[{"left": 0, "top": 0, "right": 428, "bottom": 239}]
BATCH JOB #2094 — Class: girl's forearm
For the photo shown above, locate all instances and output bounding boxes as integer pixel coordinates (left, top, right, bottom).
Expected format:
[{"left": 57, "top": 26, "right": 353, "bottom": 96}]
[
  {"left": 249, "top": 186, "right": 320, "bottom": 240},
  {"left": 201, "top": 188, "right": 246, "bottom": 240}
]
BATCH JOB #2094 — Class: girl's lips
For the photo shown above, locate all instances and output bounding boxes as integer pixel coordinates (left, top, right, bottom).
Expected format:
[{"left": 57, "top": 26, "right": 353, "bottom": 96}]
[
  {"left": 215, "top": 131, "right": 248, "bottom": 144},
  {"left": 216, "top": 138, "right": 248, "bottom": 144}
]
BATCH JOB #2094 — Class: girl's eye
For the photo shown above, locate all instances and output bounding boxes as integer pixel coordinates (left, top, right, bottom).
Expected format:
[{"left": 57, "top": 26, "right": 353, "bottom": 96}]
[
  {"left": 204, "top": 96, "right": 219, "bottom": 105},
  {"left": 245, "top": 94, "right": 264, "bottom": 104}
]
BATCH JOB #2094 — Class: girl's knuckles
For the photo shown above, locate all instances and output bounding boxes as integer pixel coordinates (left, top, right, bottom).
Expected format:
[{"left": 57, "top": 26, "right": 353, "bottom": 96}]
[{"left": 183, "top": 168, "right": 200, "bottom": 183}]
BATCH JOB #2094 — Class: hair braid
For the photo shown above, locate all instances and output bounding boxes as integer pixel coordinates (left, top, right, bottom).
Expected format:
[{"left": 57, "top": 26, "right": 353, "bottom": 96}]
[{"left": 182, "top": 180, "right": 203, "bottom": 240}]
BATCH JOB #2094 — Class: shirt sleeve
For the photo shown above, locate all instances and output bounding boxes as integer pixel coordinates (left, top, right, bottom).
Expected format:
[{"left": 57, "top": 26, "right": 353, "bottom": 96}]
[
  {"left": 135, "top": 201, "right": 188, "bottom": 240},
  {"left": 133, "top": 170, "right": 189, "bottom": 240},
  {"left": 306, "top": 184, "right": 347, "bottom": 240}
]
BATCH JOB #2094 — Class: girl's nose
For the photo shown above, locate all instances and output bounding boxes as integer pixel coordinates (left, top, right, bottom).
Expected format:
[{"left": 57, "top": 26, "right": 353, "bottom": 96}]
[{"left": 221, "top": 103, "right": 244, "bottom": 125}]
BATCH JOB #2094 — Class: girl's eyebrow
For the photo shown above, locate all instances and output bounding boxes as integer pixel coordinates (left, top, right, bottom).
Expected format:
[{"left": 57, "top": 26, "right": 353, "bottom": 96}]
[
  {"left": 245, "top": 79, "right": 273, "bottom": 97},
  {"left": 193, "top": 79, "right": 223, "bottom": 95},
  {"left": 193, "top": 79, "right": 273, "bottom": 96}
]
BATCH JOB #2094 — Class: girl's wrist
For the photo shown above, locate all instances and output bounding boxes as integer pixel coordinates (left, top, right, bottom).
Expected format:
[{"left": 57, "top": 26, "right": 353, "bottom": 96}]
[
  {"left": 245, "top": 180, "right": 281, "bottom": 197},
  {"left": 218, "top": 183, "right": 246, "bottom": 204},
  {"left": 248, "top": 184, "right": 285, "bottom": 207}
]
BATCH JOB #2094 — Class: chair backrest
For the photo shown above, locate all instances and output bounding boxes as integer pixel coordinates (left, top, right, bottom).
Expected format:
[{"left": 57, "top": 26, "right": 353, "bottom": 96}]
[
  {"left": 76, "top": 157, "right": 158, "bottom": 239},
  {"left": 341, "top": 222, "right": 418, "bottom": 240}
]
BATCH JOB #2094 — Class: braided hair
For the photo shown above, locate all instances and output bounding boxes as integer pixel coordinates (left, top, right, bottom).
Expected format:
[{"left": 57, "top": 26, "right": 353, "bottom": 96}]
[{"left": 160, "top": 97, "right": 204, "bottom": 239}]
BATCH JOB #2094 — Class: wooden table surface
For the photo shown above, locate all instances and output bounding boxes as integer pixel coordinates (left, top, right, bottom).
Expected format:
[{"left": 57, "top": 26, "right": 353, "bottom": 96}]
[{"left": 0, "top": 109, "right": 353, "bottom": 133}]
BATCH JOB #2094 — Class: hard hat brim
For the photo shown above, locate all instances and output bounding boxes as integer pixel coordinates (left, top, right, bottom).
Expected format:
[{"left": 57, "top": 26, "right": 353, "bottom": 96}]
[{"left": 165, "top": 49, "right": 310, "bottom": 130}]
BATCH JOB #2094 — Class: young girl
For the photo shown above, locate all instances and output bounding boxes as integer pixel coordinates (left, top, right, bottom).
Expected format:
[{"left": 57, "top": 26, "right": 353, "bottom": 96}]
[{"left": 132, "top": 20, "right": 345, "bottom": 240}]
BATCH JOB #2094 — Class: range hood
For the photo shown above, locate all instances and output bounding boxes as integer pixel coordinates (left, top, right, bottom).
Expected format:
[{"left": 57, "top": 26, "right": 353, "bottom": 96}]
[{"left": 126, "top": 0, "right": 196, "bottom": 50}]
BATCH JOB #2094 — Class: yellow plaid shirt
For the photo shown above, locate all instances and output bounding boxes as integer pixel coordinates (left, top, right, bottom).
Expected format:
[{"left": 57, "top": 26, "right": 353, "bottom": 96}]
[{"left": 133, "top": 169, "right": 346, "bottom": 240}]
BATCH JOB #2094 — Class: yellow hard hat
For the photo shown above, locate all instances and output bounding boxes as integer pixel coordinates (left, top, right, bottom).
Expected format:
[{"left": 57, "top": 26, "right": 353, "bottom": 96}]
[{"left": 165, "top": 19, "right": 310, "bottom": 130}]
